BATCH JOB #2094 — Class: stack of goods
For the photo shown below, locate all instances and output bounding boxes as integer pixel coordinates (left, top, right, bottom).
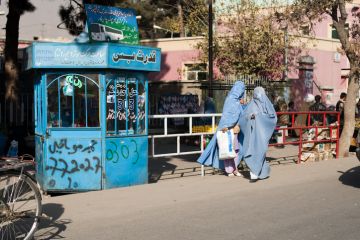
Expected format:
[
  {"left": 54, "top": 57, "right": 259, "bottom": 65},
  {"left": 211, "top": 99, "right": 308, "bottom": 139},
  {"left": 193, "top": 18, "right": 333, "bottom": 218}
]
[
  {"left": 192, "top": 125, "right": 217, "bottom": 133},
  {"left": 301, "top": 142, "right": 335, "bottom": 162},
  {"left": 300, "top": 125, "right": 338, "bottom": 162}
]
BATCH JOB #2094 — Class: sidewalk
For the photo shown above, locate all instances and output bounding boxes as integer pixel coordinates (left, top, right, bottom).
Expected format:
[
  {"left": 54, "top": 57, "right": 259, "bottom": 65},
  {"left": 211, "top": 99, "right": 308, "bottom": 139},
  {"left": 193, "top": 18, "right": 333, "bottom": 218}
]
[
  {"left": 36, "top": 155, "right": 360, "bottom": 240},
  {"left": 149, "top": 144, "right": 299, "bottom": 182}
]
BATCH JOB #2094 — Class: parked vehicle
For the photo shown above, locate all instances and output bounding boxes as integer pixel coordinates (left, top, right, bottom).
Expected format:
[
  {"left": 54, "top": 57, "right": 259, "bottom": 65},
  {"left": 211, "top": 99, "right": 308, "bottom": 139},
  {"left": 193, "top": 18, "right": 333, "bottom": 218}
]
[{"left": 90, "top": 23, "right": 124, "bottom": 42}]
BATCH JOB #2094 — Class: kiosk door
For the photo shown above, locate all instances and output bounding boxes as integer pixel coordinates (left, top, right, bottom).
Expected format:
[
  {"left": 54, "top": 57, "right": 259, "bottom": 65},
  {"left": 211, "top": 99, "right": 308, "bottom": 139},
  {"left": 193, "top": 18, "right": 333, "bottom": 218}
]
[
  {"left": 43, "top": 73, "right": 102, "bottom": 191},
  {"left": 104, "top": 73, "right": 148, "bottom": 188}
]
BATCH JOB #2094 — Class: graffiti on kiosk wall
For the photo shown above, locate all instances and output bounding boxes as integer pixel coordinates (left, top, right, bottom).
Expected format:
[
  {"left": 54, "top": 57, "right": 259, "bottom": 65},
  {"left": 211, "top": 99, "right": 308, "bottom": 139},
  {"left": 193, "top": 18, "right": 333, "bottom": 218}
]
[
  {"left": 106, "top": 139, "right": 139, "bottom": 165},
  {"left": 46, "top": 138, "right": 101, "bottom": 189}
]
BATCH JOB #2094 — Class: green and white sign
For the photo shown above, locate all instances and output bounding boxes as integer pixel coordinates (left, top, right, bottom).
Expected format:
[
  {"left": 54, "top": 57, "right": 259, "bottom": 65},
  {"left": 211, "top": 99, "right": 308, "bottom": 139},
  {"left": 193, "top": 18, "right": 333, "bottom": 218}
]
[{"left": 85, "top": 4, "right": 139, "bottom": 45}]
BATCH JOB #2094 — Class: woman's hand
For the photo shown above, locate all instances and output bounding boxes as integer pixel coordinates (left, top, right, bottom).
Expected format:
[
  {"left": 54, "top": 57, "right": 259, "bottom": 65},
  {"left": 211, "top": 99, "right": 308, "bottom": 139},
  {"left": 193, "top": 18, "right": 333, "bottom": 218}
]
[
  {"left": 221, "top": 127, "right": 228, "bottom": 133},
  {"left": 233, "top": 125, "right": 240, "bottom": 134}
]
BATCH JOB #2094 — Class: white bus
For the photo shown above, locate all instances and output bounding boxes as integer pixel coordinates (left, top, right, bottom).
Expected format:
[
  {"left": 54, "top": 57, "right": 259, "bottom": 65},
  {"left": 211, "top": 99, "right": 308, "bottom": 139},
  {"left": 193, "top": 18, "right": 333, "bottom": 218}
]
[{"left": 90, "top": 23, "right": 125, "bottom": 42}]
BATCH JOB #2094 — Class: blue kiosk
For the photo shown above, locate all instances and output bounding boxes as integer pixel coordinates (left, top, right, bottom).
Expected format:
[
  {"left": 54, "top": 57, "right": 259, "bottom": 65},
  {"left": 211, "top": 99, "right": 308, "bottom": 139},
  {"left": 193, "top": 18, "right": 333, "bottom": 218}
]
[{"left": 24, "top": 41, "right": 160, "bottom": 192}]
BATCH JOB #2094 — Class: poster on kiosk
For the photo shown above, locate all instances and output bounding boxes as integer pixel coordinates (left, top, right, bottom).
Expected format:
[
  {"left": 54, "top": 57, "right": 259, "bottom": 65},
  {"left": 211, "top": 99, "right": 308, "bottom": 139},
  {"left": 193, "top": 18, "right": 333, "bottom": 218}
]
[{"left": 27, "top": 4, "right": 161, "bottom": 193}]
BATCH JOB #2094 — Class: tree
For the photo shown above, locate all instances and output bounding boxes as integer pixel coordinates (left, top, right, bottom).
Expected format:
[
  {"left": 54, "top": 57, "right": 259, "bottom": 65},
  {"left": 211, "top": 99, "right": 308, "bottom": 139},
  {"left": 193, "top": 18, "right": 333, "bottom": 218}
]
[
  {"left": 182, "top": 0, "right": 207, "bottom": 36},
  {"left": 151, "top": 0, "right": 207, "bottom": 37},
  {"left": 149, "top": 0, "right": 185, "bottom": 37},
  {"left": 3, "top": 0, "right": 35, "bottom": 101},
  {"left": 288, "top": 0, "right": 360, "bottom": 156},
  {"left": 196, "top": 0, "right": 299, "bottom": 78}
]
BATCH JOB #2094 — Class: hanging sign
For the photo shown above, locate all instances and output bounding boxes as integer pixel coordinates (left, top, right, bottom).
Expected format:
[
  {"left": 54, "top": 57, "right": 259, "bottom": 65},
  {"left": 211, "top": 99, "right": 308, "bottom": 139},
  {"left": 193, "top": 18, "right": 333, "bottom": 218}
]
[
  {"left": 85, "top": 4, "right": 139, "bottom": 45},
  {"left": 25, "top": 42, "right": 160, "bottom": 72}
]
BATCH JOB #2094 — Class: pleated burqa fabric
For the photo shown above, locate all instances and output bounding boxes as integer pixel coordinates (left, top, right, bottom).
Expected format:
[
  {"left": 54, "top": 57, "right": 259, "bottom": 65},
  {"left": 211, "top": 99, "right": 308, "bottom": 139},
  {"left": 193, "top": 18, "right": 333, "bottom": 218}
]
[
  {"left": 197, "top": 81, "right": 245, "bottom": 170},
  {"left": 238, "top": 87, "right": 277, "bottom": 179}
]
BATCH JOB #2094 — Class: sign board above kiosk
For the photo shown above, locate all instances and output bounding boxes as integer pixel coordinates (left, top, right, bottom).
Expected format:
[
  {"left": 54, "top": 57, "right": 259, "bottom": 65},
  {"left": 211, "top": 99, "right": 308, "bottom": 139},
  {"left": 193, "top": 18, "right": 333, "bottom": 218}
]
[
  {"left": 85, "top": 4, "right": 139, "bottom": 45},
  {"left": 24, "top": 42, "right": 161, "bottom": 72}
]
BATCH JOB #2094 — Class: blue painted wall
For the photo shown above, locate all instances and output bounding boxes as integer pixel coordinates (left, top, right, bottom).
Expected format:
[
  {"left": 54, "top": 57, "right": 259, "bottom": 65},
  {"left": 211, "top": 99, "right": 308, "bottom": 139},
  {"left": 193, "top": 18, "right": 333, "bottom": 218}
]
[
  {"left": 104, "top": 136, "right": 148, "bottom": 189},
  {"left": 43, "top": 133, "right": 102, "bottom": 191}
]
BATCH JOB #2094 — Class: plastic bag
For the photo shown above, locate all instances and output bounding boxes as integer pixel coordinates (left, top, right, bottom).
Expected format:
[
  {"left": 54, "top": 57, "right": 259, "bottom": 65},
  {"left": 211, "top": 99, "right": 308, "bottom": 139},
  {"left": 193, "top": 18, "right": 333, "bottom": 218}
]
[{"left": 216, "top": 129, "right": 237, "bottom": 160}]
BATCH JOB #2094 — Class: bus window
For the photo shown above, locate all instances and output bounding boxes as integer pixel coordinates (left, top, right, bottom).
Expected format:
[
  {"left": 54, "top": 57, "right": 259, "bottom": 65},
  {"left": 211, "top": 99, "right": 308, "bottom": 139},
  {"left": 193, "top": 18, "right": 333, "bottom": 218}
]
[{"left": 90, "top": 23, "right": 100, "bottom": 33}]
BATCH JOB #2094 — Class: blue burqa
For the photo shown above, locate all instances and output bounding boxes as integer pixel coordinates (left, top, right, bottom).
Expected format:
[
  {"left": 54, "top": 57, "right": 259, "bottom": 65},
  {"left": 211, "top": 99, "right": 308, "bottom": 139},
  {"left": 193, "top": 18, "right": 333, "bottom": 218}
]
[
  {"left": 238, "top": 87, "right": 277, "bottom": 179},
  {"left": 197, "top": 81, "right": 245, "bottom": 169}
]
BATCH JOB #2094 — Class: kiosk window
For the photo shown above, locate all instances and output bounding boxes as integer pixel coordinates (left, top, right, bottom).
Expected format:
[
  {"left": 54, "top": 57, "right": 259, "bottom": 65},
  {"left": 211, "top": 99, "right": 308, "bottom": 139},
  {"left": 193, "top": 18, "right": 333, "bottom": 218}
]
[
  {"left": 47, "top": 74, "right": 100, "bottom": 128},
  {"left": 106, "top": 75, "right": 146, "bottom": 135}
]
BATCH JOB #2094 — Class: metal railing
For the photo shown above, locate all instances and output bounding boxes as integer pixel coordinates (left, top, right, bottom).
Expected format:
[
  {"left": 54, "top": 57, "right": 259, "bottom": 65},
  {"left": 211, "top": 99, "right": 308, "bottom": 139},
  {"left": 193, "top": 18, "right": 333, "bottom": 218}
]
[
  {"left": 148, "top": 111, "right": 340, "bottom": 176},
  {"left": 148, "top": 113, "right": 221, "bottom": 156},
  {"left": 270, "top": 111, "right": 340, "bottom": 163},
  {"left": 148, "top": 113, "right": 221, "bottom": 176}
]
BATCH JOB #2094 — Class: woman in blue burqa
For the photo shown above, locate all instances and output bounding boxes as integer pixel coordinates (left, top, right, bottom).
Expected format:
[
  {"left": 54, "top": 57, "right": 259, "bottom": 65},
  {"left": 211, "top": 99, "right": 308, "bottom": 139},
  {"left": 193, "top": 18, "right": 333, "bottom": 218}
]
[
  {"left": 238, "top": 87, "right": 277, "bottom": 182},
  {"left": 197, "top": 81, "right": 246, "bottom": 176}
]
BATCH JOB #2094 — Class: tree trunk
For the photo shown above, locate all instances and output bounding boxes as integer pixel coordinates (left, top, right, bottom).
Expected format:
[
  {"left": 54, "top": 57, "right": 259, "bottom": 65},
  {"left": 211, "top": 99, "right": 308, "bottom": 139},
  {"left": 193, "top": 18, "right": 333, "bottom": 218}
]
[
  {"left": 177, "top": 1, "right": 185, "bottom": 37},
  {"left": 338, "top": 72, "right": 358, "bottom": 157},
  {"left": 4, "top": 0, "right": 21, "bottom": 102}
]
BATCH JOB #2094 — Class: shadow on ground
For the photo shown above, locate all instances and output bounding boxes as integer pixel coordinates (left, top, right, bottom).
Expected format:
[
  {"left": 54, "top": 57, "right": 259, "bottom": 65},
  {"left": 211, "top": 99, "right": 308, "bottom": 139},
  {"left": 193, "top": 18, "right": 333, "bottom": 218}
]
[
  {"left": 148, "top": 144, "right": 300, "bottom": 183},
  {"left": 267, "top": 155, "right": 298, "bottom": 165},
  {"left": 338, "top": 166, "right": 360, "bottom": 188},
  {"left": 148, "top": 154, "right": 220, "bottom": 183},
  {"left": 34, "top": 203, "right": 72, "bottom": 239}
]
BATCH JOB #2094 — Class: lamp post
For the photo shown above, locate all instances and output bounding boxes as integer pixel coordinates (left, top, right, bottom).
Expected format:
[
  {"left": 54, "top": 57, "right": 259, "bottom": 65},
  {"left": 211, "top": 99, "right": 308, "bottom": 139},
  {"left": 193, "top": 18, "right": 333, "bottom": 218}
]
[
  {"left": 207, "top": 0, "right": 213, "bottom": 98},
  {"left": 153, "top": 24, "right": 174, "bottom": 38}
]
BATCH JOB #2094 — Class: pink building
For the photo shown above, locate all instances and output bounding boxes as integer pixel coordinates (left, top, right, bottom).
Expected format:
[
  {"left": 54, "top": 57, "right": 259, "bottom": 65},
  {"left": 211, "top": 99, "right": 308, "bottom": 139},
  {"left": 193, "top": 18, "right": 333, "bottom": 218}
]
[{"left": 142, "top": 2, "right": 360, "bottom": 112}]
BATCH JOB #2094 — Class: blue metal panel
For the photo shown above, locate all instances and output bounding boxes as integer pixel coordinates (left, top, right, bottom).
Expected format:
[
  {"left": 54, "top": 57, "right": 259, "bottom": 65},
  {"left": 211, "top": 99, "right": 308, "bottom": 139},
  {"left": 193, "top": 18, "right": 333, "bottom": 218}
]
[
  {"left": 104, "top": 136, "right": 147, "bottom": 189},
  {"left": 145, "top": 79, "right": 149, "bottom": 135},
  {"left": 48, "top": 129, "right": 102, "bottom": 138},
  {"left": 35, "top": 136, "right": 44, "bottom": 188},
  {"left": 100, "top": 73, "right": 107, "bottom": 190},
  {"left": 24, "top": 42, "right": 161, "bottom": 72},
  {"left": 125, "top": 79, "right": 129, "bottom": 134},
  {"left": 34, "top": 83, "right": 39, "bottom": 134},
  {"left": 41, "top": 75, "right": 47, "bottom": 133},
  {"left": 43, "top": 135, "right": 102, "bottom": 191}
]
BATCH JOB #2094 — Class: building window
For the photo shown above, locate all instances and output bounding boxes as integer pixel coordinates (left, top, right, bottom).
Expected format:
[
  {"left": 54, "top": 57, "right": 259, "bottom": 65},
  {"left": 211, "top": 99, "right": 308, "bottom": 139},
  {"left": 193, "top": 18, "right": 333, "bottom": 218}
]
[
  {"left": 183, "top": 63, "right": 208, "bottom": 81},
  {"left": 300, "top": 25, "right": 310, "bottom": 36},
  {"left": 331, "top": 23, "right": 349, "bottom": 39}
]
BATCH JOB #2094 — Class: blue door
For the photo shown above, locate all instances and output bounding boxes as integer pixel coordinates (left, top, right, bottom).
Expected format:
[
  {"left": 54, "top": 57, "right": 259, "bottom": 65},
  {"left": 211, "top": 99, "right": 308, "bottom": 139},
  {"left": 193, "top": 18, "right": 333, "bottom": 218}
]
[
  {"left": 103, "top": 73, "right": 148, "bottom": 188},
  {"left": 43, "top": 73, "right": 102, "bottom": 191}
]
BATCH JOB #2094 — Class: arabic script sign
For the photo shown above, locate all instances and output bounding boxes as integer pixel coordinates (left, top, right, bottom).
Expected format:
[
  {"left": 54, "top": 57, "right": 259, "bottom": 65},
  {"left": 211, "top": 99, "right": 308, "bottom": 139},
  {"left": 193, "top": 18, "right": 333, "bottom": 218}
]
[
  {"left": 32, "top": 43, "right": 107, "bottom": 68},
  {"left": 108, "top": 46, "right": 160, "bottom": 71},
  {"left": 25, "top": 42, "right": 161, "bottom": 72},
  {"left": 85, "top": 4, "right": 139, "bottom": 45}
]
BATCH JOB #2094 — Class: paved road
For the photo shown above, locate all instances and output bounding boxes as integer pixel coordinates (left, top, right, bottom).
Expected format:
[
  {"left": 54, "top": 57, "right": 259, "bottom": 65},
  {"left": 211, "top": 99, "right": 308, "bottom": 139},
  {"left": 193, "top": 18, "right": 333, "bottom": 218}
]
[{"left": 35, "top": 157, "right": 360, "bottom": 240}]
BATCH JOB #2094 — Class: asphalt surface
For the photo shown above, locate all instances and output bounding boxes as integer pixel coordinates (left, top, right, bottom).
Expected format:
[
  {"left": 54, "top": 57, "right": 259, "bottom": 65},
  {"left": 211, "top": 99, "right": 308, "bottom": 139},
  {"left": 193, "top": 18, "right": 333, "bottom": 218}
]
[{"left": 34, "top": 156, "right": 360, "bottom": 240}]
